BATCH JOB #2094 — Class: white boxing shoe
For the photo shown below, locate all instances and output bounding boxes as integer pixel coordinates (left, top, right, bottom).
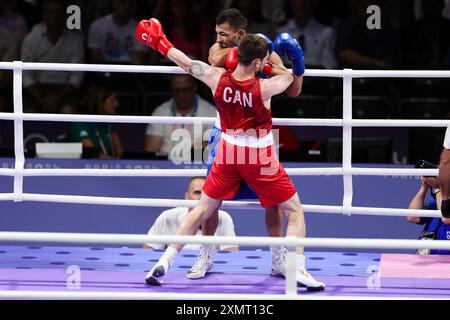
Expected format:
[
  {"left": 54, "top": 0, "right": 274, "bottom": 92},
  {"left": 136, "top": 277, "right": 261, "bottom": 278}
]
[
  {"left": 187, "top": 245, "right": 214, "bottom": 279},
  {"left": 270, "top": 248, "right": 325, "bottom": 291},
  {"left": 271, "top": 247, "right": 287, "bottom": 277},
  {"left": 145, "top": 259, "right": 170, "bottom": 286},
  {"left": 295, "top": 266, "right": 325, "bottom": 291}
]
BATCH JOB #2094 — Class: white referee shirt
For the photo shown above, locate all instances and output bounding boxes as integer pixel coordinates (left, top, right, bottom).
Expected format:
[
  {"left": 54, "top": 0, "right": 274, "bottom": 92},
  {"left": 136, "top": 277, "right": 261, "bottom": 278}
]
[
  {"left": 146, "top": 207, "right": 237, "bottom": 250},
  {"left": 146, "top": 96, "right": 216, "bottom": 156},
  {"left": 88, "top": 14, "right": 147, "bottom": 63},
  {"left": 21, "top": 23, "right": 84, "bottom": 88}
]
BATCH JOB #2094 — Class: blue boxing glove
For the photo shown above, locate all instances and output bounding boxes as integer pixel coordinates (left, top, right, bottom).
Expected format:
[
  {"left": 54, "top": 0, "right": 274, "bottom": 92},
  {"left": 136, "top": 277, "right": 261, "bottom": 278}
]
[
  {"left": 274, "top": 33, "right": 305, "bottom": 76},
  {"left": 255, "top": 33, "right": 274, "bottom": 55}
]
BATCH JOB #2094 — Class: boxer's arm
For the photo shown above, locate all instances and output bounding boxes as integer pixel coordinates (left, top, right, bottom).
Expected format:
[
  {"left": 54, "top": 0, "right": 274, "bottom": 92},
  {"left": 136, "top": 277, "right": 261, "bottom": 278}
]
[
  {"left": 136, "top": 18, "right": 225, "bottom": 91},
  {"left": 270, "top": 43, "right": 302, "bottom": 97},
  {"left": 260, "top": 72, "right": 294, "bottom": 101},
  {"left": 274, "top": 33, "right": 305, "bottom": 97},
  {"left": 269, "top": 64, "right": 303, "bottom": 95},
  {"left": 136, "top": 19, "right": 225, "bottom": 91},
  {"left": 268, "top": 51, "right": 283, "bottom": 66},
  {"left": 284, "top": 76, "right": 303, "bottom": 97},
  {"left": 167, "top": 47, "right": 225, "bottom": 93},
  {"left": 208, "top": 43, "right": 232, "bottom": 67}
]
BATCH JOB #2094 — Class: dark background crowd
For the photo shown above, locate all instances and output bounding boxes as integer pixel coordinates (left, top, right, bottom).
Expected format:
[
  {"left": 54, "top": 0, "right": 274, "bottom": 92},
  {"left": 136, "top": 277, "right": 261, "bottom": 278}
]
[{"left": 0, "top": 0, "right": 449, "bottom": 165}]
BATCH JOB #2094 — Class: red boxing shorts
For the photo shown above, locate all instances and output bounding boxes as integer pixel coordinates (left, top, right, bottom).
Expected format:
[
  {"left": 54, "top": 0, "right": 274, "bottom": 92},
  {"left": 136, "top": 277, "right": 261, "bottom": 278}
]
[{"left": 203, "top": 138, "right": 297, "bottom": 208}]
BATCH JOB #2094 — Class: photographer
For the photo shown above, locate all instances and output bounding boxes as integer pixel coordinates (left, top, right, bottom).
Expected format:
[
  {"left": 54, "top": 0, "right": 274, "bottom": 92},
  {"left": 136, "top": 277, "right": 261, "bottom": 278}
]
[
  {"left": 440, "top": 125, "right": 450, "bottom": 218},
  {"left": 407, "top": 161, "right": 450, "bottom": 255}
]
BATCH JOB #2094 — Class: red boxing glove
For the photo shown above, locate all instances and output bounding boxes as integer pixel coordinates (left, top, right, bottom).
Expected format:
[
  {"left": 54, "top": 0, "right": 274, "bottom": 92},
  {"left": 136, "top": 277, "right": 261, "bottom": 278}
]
[
  {"left": 262, "top": 63, "right": 273, "bottom": 76},
  {"left": 225, "top": 48, "right": 238, "bottom": 71},
  {"left": 136, "top": 18, "right": 174, "bottom": 56}
]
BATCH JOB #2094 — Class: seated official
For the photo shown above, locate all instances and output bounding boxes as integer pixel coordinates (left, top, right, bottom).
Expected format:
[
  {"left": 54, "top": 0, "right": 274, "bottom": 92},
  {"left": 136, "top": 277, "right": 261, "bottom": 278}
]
[
  {"left": 144, "top": 176, "right": 238, "bottom": 251},
  {"left": 144, "top": 74, "right": 216, "bottom": 159}
]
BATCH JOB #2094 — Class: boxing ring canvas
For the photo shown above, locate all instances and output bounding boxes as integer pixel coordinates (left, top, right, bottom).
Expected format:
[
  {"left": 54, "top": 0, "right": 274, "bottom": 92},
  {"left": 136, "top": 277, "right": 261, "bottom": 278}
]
[
  {"left": 1, "top": 246, "right": 450, "bottom": 298},
  {"left": 0, "top": 61, "right": 449, "bottom": 299}
]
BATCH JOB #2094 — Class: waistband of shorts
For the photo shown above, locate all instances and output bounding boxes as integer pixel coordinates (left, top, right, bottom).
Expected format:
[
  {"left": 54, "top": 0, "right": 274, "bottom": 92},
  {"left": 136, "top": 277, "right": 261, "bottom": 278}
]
[{"left": 222, "top": 131, "right": 274, "bottom": 148}]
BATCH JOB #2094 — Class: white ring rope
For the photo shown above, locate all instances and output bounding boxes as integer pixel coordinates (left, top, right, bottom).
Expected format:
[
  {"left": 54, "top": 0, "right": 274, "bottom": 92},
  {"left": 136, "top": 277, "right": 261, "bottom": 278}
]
[
  {"left": 0, "top": 62, "right": 448, "bottom": 299},
  {"left": 1, "top": 61, "right": 450, "bottom": 78},
  {"left": 0, "top": 63, "right": 446, "bottom": 216},
  {"left": 0, "top": 113, "right": 449, "bottom": 127},
  {"left": 2, "top": 232, "right": 450, "bottom": 251},
  {"left": 0, "top": 193, "right": 442, "bottom": 218},
  {"left": 0, "top": 167, "right": 438, "bottom": 177}
]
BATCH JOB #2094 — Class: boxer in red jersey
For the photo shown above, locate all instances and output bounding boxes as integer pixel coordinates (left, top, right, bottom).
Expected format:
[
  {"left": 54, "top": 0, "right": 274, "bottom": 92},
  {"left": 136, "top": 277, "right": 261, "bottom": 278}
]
[{"left": 136, "top": 18, "right": 325, "bottom": 291}]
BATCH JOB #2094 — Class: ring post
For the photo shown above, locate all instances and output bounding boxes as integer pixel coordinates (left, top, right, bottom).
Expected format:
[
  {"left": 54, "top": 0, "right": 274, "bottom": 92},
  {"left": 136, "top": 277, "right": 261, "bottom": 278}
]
[{"left": 13, "top": 61, "right": 25, "bottom": 202}]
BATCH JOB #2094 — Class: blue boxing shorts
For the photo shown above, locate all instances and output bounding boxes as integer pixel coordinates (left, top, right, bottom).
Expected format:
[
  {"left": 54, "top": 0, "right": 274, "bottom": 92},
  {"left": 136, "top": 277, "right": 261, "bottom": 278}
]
[{"left": 206, "top": 124, "right": 258, "bottom": 200}]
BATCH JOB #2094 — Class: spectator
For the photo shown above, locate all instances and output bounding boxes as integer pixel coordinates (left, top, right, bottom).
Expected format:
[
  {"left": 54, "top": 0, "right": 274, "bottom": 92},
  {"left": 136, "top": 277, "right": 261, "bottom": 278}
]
[
  {"left": 277, "top": 0, "right": 337, "bottom": 69},
  {"left": 63, "top": 83, "right": 124, "bottom": 159},
  {"left": 149, "top": 0, "right": 210, "bottom": 63},
  {"left": 88, "top": 0, "right": 147, "bottom": 64},
  {"left": 402, "top": 0, "right": 450, "bottom": 69},
  {"left": 414, "top": 0, "right": 450, "bottom": 20},
  {"left": 144, "top": 176, "right": 238, "bottom": 251},
  {"left": 220, "top": 0, "right": 287, "bottom": 26},
  {"left": 314, "top": 0, "right": 350, "bottom": 32},
  {"left": 407, "top": 174, "right": 450, "bottom": 255},
  {"left": 0, "top": 25, "right": 18, "bottom": 112},
  {"left": 7, "top": 0, "right": 41, "bottom": 32},
  {"left": 384, "top": 0, "right": 415, "bottom": 30},
  {"left": 0, "top": 0, "right": 29, "bottom": 45},
  {"left": 336, "top": 0, "right": 402, "bottom": 69},
  {"left": 144, "top": 74, "right": 216, "bottom": 158},
  {"left": 259, "top": 0, "right": 287, "bottom": 26},
  {"left": 232, "top": 0, "right": 276, "bottom": 39},
  {"left": 21, "top": 0, "right": 84, "bottom": 114},
  {"left": 76, "top": 0, "right": 111, "bottom": 32},
  {"left": 445, "top": 0, "right": 450, "bottom": 20}
]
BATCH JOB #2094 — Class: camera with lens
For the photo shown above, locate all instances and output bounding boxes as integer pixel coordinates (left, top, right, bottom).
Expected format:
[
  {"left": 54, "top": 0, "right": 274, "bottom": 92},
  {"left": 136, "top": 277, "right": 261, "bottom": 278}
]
[
  {"left": 415, "top": 159, "right": 440, "bottom": 198},
  {"left": 415, "top": 159, "right": 438, "bottom": 171}
]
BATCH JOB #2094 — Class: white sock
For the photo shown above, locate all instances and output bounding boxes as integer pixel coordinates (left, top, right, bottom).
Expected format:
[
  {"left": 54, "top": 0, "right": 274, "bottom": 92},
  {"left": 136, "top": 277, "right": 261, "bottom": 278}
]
[
  {"left": 296, "top": 254, "right": 306, "bottom": 268},
  {"left": 160, "top": 247, "right": 178, "bottom": 269}
]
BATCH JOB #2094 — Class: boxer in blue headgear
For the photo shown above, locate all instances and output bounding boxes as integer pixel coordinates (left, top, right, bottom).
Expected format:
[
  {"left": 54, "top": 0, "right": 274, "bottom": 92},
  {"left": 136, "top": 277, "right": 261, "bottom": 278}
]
[{"left": 187, "top": 8, "right": 306, "bottom": 281}]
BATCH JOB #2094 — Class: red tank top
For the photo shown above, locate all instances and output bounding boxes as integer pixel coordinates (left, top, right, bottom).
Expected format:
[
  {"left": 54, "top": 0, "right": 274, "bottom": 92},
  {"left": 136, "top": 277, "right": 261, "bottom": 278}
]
[{"left": 214, "top": 71, "right": 272, "bottom": 138}]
